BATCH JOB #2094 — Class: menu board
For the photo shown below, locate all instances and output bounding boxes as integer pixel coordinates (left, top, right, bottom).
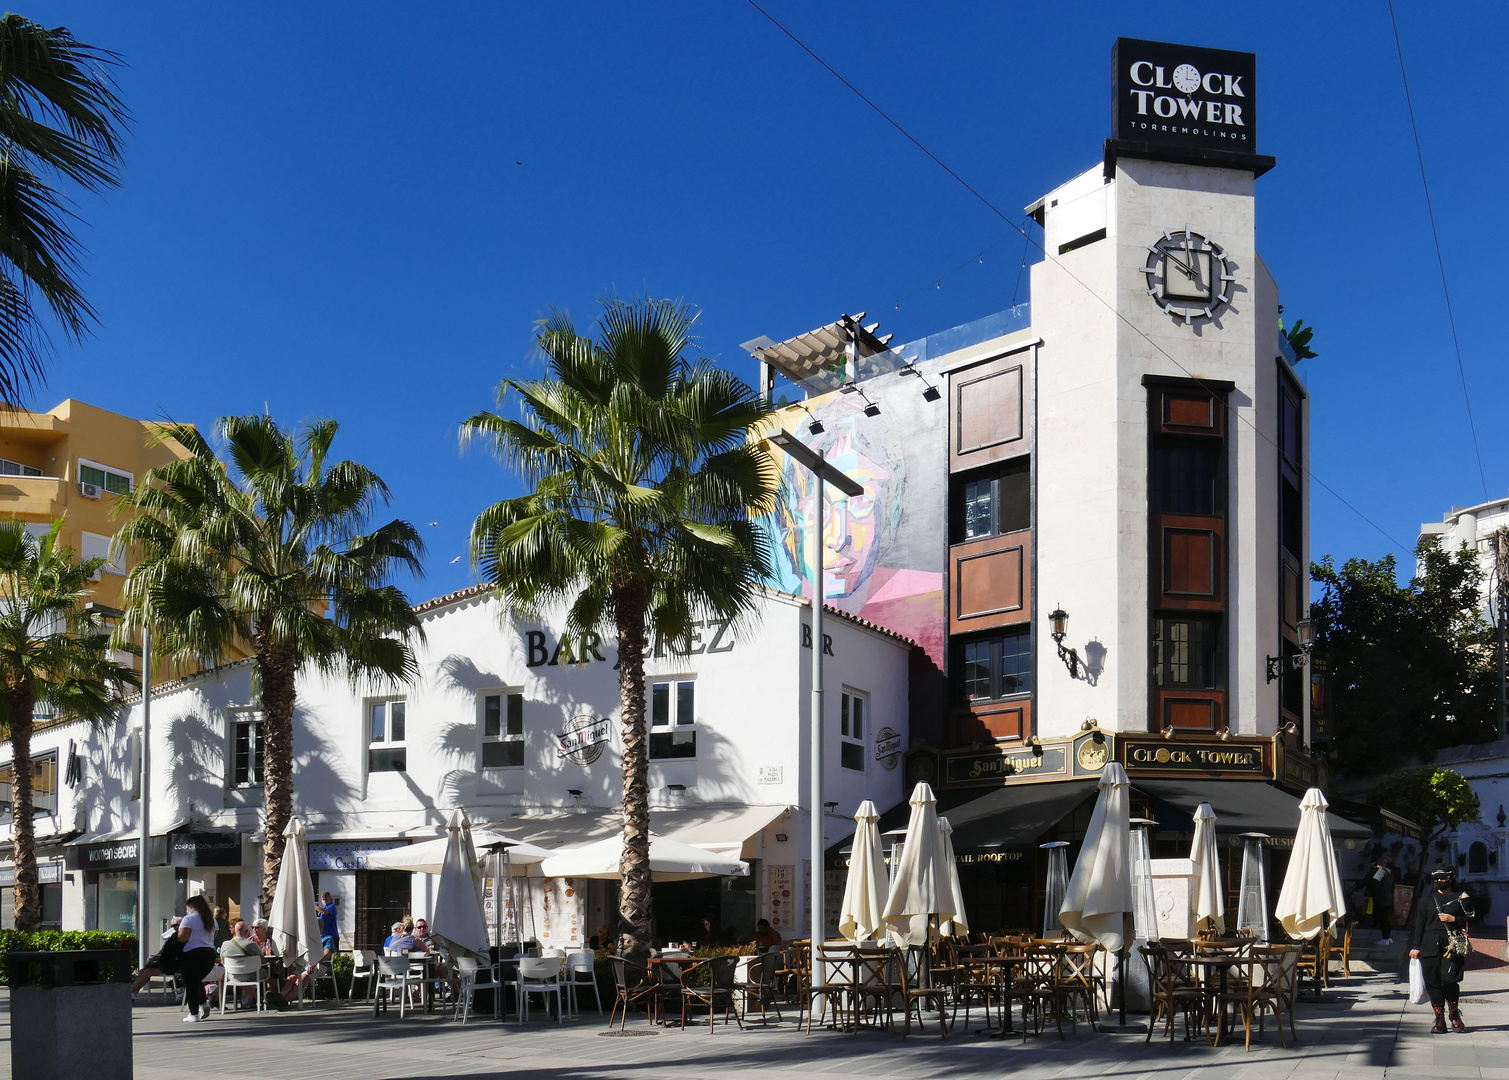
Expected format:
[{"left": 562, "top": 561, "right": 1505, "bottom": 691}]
[{"left": 768, "top": 864, "right": 795, "bottom": 931}]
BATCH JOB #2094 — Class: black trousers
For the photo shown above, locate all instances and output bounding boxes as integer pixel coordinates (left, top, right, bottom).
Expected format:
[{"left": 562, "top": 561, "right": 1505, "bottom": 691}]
[
  {"left": 180, "top": 947, "right": 217, "bottom": 1014},
  {"left": 1421, "top": 954, "right": 1461, "bottom": 1008},
  {"left": 1374, "top": 902, "right": 1392, "bottom": 937}
]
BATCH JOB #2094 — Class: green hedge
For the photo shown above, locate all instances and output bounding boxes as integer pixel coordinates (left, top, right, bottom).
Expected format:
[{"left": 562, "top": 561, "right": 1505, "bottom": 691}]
[{"left": 0, "top": 930, "right": 137, "bottom": 984}]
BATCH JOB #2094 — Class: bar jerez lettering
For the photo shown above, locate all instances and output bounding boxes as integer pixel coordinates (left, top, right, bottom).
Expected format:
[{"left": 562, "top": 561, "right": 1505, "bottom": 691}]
[
  {"left": 523, "top": 619, "right": 737, "bottom": 668},
  {"left": 1112, "top": 38, "right": 1257, "bottom": 152}
]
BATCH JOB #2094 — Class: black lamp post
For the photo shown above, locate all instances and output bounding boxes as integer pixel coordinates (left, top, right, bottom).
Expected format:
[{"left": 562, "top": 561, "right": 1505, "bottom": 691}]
[
  {"left": 1049, "top": 606, "right": 1081, "bottom": 678},
  {"left": 1266, "top": 618, "right": 1315, "bottom": 682}
]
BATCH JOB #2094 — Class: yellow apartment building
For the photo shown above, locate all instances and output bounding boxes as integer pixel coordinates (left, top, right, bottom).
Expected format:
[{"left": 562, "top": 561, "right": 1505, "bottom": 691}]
[{"left": 0, "top": 397, "right": 193, "bottom": 613}]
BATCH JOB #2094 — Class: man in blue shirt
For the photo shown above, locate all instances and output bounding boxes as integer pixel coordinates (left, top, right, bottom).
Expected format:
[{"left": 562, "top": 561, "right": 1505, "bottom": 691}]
[{"left": 316, "top": 892, "right": 339, "bottom": 959}]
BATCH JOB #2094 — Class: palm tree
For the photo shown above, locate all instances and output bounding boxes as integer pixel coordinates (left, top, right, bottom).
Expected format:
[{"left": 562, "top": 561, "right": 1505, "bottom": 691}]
[
  {"left": 0, "top": 15, "right": 129, "bottom": 403},
  {"left": 116, "top": 416, "right": 424, "bottom": 909},
  {"left": 463, "top": 296, "right": 778, "bottom": 957},
  {"left": 0, "top": 520, "right": 135, "bottom": 930}
]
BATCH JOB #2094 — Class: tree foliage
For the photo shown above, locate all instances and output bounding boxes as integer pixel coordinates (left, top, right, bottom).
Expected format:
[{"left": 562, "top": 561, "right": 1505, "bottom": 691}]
[
  {"left": 116, "top": 416, "right": 424, "bottom": 908},
  {"left": 1311, "top": 538, "right": 1498, "bottom": 777},
  {"left": 0, "top": 520, "right": 136, "bottom": 930},
  {"left": 463, "top": 295, "right": 779, "bottom": 957},
  {"left": 0, "top": 14, "right": 130, "bottom": 402}
]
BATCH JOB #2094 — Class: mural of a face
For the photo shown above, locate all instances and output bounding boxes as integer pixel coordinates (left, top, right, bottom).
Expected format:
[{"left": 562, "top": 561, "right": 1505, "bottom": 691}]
[{"left": 773, "top": 406, "right": 893, "bottom": 606}]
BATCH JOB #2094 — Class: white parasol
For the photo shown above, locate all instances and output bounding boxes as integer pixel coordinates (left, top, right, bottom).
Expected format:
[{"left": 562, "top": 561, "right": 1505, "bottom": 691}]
[
  {"left": 538, "top": 833, "right": 747, "bottom": 881},
  {"left": 429, "top": 810, "right": 491, "bottom": 961},
  {"left": 838, "top": 800, "right": 888, "bottom": 943},
  {"left": 937, "top": 817, "right": 969, "bottom": 939},
  {"left": 269, "top": 816, "right": 322, "bottom": 965},
  {"left": 1275, "top": 788, "right": 1347, "bottom": 939},
  {"left": 881, "top": 782, "right": 955, "bottom": 947},
  {"left": 1059, "top": 763, "right": 1131, "bottom": 951},
  {"left": 1190, "top": 802, "right": 1226, "bottom": 934},
  {"left": 363, "top": 830, "right": 550, "bottom": 874}
]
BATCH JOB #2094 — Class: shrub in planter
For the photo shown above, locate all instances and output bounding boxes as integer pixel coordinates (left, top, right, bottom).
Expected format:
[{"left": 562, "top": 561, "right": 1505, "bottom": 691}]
[{"left": 0, "top": 930, "right": 138, "bottom": 984}]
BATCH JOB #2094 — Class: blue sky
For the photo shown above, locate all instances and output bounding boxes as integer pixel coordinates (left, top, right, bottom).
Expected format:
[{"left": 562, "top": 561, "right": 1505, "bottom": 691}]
[{"left": 26, "top": 1, "right": 1509, "bottom": 597}]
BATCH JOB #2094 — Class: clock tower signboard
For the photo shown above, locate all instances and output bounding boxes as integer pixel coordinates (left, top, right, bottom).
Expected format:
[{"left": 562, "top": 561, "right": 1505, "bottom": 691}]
[{"left": 1107, "top": 37, "right": 1274, "bottom": 177}]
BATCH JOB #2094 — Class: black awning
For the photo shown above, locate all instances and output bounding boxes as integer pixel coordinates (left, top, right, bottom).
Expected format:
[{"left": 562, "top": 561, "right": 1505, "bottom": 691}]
[
  {"left": 943, "top": 780, "right": 1101, "bottom": 854},
  {"left": 1132, "top": 779, "right": 1373, "bottom": 839}
]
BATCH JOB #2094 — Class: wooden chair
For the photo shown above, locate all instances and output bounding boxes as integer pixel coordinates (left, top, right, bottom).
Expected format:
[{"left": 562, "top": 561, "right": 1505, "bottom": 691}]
[
  {"left": 740, "top": 951, "right": 784, "bottom": 1026},
  {"left": 899, "top": 945, "right": 951, "bottom": 1039},
  {"left": 804, "top": 948, "right": 855, "bottom": 1033},
  {"left": 1053, "top": 943, "right": 1102, "bottom": 1029},
  {"left": 680, "top": 955, "right": 743, "bottom": 1031},
  {"left": 1217, "top": 948, "right": 1291, "bottom": 1050},
  {"left": 852, "top": 949, "right": 899, "bottom": 1032},
  {"left": 1338, "top": 921, "right": 1356, "bottom": 977},
  {"left": 607, "top": 957, "right": 659, "bottom": 1030},
  {"left": 1292, "top": 933, "right": 1331, "bottom": 990},
  {"left": 1140, "top": 945, "right": 1204, "bottom": 1043}
]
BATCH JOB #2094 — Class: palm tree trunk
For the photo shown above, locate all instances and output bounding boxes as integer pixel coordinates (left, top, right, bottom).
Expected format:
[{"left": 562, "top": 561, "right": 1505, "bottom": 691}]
[
  {"left": 6, "top": 683, "right": 40, "bottom": 931},
  {"left": 257, "top": 642, "right": 298, "bottom": 914},
  {"left": 614, "top": 575, "right": 652, "bottom": 960}
]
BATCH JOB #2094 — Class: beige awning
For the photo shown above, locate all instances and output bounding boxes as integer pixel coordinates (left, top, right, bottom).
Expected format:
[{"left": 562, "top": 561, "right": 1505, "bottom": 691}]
[{"left": 652, "top": 804, "right": 791, "bottom": 859}]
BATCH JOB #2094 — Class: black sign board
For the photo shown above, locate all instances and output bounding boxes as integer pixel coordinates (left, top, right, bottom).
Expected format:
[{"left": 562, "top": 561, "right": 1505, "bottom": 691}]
[
  {"left": 943, "top": 744, "right": 1068, "bottom": 787},
  {"left": 171, "top": 832, "right": 243, "bottom": 868},
  {"left": 1108, "top": 38, "right": 1273, "bottom": 176},
  {"left": 1120, "top": 738, "right": 1268, "bottom": 777}
]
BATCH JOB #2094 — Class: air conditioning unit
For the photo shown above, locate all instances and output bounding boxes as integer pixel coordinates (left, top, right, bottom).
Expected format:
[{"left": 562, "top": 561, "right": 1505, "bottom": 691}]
[{"left": 78, "top": 481, "right": 101, "bottom": 499}]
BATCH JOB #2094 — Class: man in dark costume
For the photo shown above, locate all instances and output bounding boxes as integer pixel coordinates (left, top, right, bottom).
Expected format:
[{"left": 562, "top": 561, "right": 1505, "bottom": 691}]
[{"left": 1410, "top": 867, "right": 1473, "bottom": 1033}]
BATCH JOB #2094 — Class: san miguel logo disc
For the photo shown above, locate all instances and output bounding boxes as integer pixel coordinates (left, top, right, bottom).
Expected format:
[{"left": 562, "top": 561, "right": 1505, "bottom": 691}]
[{"left": 556, "top": 713, "right": 612, "bottom": 767}]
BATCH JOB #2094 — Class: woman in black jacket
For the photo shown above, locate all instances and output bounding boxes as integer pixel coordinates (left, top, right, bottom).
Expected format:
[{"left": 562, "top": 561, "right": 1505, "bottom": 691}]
[{"left": 1410, "top": 867, "right": 1474, "bottom": 1033}]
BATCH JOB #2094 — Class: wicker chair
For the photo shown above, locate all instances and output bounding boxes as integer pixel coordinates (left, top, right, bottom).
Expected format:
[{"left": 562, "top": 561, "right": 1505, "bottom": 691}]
[{"left": 607, "top": 957, "right": 659, "bottom": 1030}]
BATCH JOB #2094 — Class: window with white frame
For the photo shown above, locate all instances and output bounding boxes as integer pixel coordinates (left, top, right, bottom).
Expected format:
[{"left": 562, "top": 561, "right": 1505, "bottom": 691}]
[
  {"left": 481, "top": 691, "right": 524, "bottom": 768},
  {"left": 80, "top": 531, "right": 126, "bottom": 577},
  {"left": 230, "top": 709, "right": 264, "bottom": 787},
  {"left": 649, "top": 679, "right": 696, "bottom": 759},
  {"left": 0, "top": 458, "right": 42, "bottom": 477},
  {"left": 840, "top": 690, "right": 867, "bottom": 771},
  {"left": 367, "top": 698, "right": 406, "bottom": 773},
  {"left": 77, "top": 459, "right": 132, "bottom": 496}
]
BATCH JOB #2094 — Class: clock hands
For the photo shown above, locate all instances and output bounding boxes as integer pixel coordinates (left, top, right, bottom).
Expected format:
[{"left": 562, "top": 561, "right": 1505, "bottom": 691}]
[{"left": 1162, "top": 247, "right": 1198, "bottom": 280}]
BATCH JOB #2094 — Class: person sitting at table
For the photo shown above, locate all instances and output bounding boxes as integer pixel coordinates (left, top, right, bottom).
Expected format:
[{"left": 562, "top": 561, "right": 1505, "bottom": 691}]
[
  {"left": 386, "top": 921, "right": 423, "bottom": 953},
  {"left": 130, "top": 917, "right": 184, "bottom": 998},
  {"left": 752, "top": 918, "right": 783, "bottom": 951},
  {"left": 251, "top": 919, "right": 279, "bottom": 958},
  {"left": 214, "top": 920, "right": 261, "bottom": 1009},
  {"left": 412, "top": 918, "right": 436, "bottom": 954},
  {"left": 696, "top": 915, "right": 718, "bottom": 947}
]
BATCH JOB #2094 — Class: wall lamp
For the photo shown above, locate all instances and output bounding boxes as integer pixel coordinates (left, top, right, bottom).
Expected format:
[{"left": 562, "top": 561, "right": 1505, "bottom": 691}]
[
  {"left": 1161, "top": 724, "right": 1176, "bottom": 739},
  {"left": 666, "top": 783, "right": 686, "bottom": 794},
  {"left": 1048, "top": 606, "right": 1081, "bottom": 678},
  {"left": 566, "top": 788, "right": 583, "bottom": 797},
  {"left": 823, "top": 800, "right": 839, "bottom": 814},
  {"left": 797, "top": 403, "right": 824, "bottom": 435},
  {"left": 1266, "top": 618, "right": 1315, "bottom": 683},
  {"left": 899, "top": 361, "right": 942, "bottom": 401},
  {"left": 1026, "top": 735, "right": 1043, "bottom": 753},
  {"left": 839, "top": 383, "right": 882, "bottom": 417}
]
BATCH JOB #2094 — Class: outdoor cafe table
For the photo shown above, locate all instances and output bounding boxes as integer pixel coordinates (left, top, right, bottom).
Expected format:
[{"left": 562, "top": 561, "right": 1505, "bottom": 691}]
[
  {"left": 970, "top": 952, "right": 1050, "bottom": 1039},
  {"left": 647, "top": 953, "right": 709, "bottom": 1027}
]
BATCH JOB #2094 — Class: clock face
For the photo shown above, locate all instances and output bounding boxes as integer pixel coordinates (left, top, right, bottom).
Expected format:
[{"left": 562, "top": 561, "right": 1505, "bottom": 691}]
[
  {"left": 1172, "top": 63, "right": 1201, "bottom": 94},
  {"left": 1141, "top": 228, "right": 1234, "bottom": 324}
]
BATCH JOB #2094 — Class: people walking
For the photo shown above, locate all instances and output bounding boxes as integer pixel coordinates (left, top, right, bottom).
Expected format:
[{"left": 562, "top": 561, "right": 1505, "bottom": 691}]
[
  {"left": 1366, "top": 856, "right": 1396, "bottom": 944},
  {"left": 176, "top": 894, "right": 219, "bottom": 1023},
  {"left": 1409, "top": 867, "right": 1474, "bottom": 1033}
]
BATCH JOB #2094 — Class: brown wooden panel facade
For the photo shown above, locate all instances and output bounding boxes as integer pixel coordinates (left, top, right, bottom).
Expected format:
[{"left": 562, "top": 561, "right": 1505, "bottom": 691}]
[
  {"left": 1158, "top": 517, "right": 1224, "bottom": 609},
  {"left": 949, "top": 530, "right": 1031, "bottom": 634},
  {"left": 949, "top": 348, "right": 1033, "bottom": 473},
  {"left": 950, "top": 698, "right": 1030, "bottom": 744},
  {"left": 1157, "top": 690, "right": 1225, "bottom": 732}
]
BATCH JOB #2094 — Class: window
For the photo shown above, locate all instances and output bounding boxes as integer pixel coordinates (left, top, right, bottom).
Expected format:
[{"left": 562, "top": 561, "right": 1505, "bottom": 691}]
[
  {"left": 481, "top": 692, "right": 524, "bottom": 768},
  {"left": 367, "top": 699, "right": 406, "bottom": 772},
  {"left": 952, "top": 460, "right": 1029, "bottom": 542},
  {"left": 1152, "top": 442, "right": 1220, "bottom": 515},
  {"left": 1152, "top": 617, "right": 1220, "bottom": 689},
  {"left": 230, "top": 711, "right": 264, "bottom": 787},
  {"left": 1280, "top": 639, "right": 1303, "bottom": 716},
  {"left": 0, "top": 752, "right": 58, "bottom": 821},
  {"left": 1468, "top": 841, "right": 1489, "bottom": 876},
  {"left": 1279, "top": 384, "right": 1302, "bottom": 469},
  {"left": 957, "top": 630, "right": 1032, "bottom": 702},
  {"left": 0, "top": 457, "right": 42, "bottom": 477},
  {"left": 80, "top": 531, "right": 126, "bottom": 577},
  {"left": 77, "top": 459, "right": 132, "bottom": 496},
  {"left": 1280, "top": 478, "right": 1302, "bottom": 557},
  {"left": 649, "top": 679, "right": 696, "bottom": 759},
  {"left": 840, "top": 691, "right": 867, "bottom": 771}
]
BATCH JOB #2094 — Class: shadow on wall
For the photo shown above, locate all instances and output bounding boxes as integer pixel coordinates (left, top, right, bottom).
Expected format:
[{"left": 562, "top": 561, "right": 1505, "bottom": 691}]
[
  {"left": 290, "top": 702, "right": 362, "bottom": 818},
  {"left": 1082, "top": 639, "right": 1107, "bottom": 687},
  {"left": 161, "top": 710, "right": 224, "bottom": 823},
  {"left": 85, "top": 720, "right": 136, "bottom": 833}
]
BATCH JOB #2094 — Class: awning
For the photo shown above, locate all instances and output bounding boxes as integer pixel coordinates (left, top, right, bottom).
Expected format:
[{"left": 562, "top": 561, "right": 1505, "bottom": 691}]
[
  {"left": 944, "top": 781, "right": 1102, "bottom": 854},
  {"left": 1132, "top": 780, "right": 1373, "bottom": 840},
  {"left": 652, "top": 805, "right": 791, "bottom": 858}
]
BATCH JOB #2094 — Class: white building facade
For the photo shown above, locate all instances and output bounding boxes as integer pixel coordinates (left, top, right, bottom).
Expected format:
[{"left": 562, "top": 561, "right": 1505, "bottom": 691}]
[{"left": 14, "top": 587, "right": 911, "bottom": 946}]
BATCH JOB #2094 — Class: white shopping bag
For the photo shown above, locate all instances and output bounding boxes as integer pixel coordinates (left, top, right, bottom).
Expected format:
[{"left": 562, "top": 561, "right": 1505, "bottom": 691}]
[{"left": 1408, "top": 957, "right": 1426, "bottom": 1005}]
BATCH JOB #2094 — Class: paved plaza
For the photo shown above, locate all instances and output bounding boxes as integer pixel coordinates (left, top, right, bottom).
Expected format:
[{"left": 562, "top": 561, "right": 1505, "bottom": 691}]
[{"left": 7, "top": 953, "right": 1509, "bottom": 1080}]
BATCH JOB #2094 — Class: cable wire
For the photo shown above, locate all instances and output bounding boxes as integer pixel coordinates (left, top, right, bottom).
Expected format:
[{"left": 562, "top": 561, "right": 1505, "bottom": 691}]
[
  {"left": 1387, "top": 0, "right": 1488, "bottom": 501},
  {"left": 744, "top": 0, "right": 1415, "bottom": 556}
]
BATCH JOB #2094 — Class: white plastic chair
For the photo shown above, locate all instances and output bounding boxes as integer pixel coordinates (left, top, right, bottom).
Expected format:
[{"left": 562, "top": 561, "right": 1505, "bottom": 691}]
[
  {"left": 349, "top": 949, "right": 378, "bottom": 1003},
  {"left": 374, "top": 955, "right": 421, "bottom": 1018},
  {"left": 517, "top": 956, "right": 564, "bottom": 1024},
  {"left": 220, "top": 954, "right": 264, "bottom": 1013},
  {"left": 454, "top": 956, "right": 500, "bottom": 1024},
  {"left": 565, "top": 950, "right": 602, "bottom": 1016},
  {"left": 297, "top": 957, "right": 343, "bottom": 1006}
]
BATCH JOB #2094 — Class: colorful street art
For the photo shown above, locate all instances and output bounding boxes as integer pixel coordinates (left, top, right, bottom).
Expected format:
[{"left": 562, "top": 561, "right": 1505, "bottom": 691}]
[{"left": 758, "top": 369, "right": 948, "bottom": 667}]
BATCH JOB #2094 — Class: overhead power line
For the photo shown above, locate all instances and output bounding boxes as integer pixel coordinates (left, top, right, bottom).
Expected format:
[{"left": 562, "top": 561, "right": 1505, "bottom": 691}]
[
  {"left": 1387, "top": 0, "right": 1489, "bottom": 501},
  {"left": 743, "top": 0, "right": 1414, "bottom": 556}
]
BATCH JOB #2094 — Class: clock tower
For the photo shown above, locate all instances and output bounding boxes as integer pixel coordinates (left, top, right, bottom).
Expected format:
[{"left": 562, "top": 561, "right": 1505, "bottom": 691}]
[{"left": 1027, "top": 38, "right": 1308, "bottom": 747}]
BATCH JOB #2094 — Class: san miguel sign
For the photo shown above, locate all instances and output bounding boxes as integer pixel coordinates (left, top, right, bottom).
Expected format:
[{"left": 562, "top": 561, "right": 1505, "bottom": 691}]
[{"left": 1108, "top": 38, "right": 1273, "bottom": 175}]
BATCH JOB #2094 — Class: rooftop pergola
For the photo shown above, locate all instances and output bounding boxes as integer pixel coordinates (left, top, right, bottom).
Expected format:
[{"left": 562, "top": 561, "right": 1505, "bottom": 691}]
[{"left": 743, "top": 313, "right": 894, "bottom": 396}]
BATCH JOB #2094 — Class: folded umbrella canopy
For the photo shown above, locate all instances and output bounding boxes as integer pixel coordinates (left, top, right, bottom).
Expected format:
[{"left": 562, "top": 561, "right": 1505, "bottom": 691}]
[
  {"left": 882, "top": 782, "right": 955, "bottom": 947},
  {"left": 538, "top": 833, "right": 747, "bottom": 881},
  {"left": 1190, "top": 802, "right": 1225, "bottom": 934},
  {"left": 937, "top": 817, "right": 969, "bottom": 939},
  {"left": 269, "top": 816, "right": 322, "bottom": 965},
  {"left": 430, "top": 810, "right": 491, "bottom": 961},
  {"left": 1060, "top": 763, "right": 1131, "bottom": 951},
  {"left": 1276, "top": 787, "right": 1347, "bottom": 939},
  {"left": 838, "top": 800, "right": 888, "bottom": 943}
]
